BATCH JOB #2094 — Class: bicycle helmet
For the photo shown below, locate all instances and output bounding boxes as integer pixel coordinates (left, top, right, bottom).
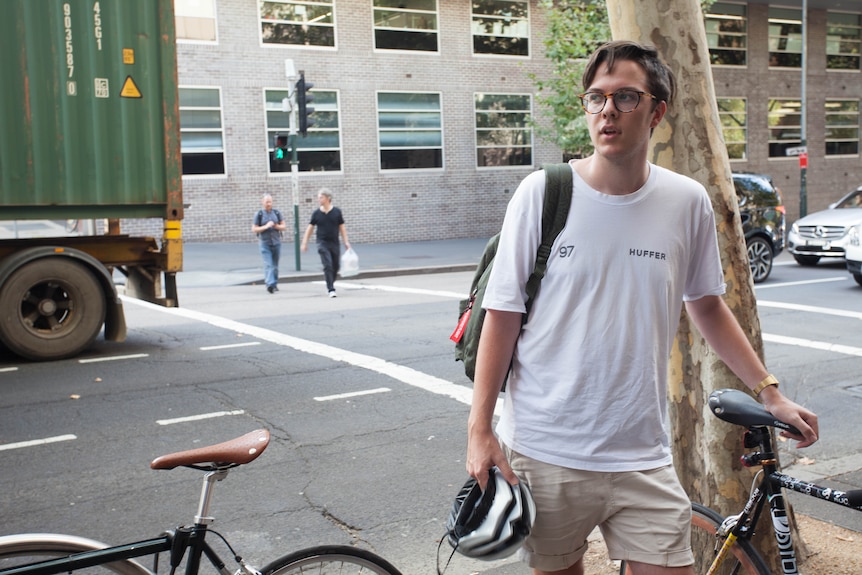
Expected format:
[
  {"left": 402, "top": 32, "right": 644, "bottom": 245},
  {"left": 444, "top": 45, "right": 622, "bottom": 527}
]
[{"left": 445, "top": 467, "right": 536, "bottom": 561}]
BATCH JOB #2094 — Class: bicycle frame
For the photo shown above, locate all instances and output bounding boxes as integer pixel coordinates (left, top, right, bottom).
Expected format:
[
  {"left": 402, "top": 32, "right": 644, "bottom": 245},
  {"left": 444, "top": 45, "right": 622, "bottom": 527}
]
[
  {"left": 0, "top": 469, "right": 256, "bottom": 575},
  {"left": 712, "top": 424, "right": 862, "bottom": 575}
]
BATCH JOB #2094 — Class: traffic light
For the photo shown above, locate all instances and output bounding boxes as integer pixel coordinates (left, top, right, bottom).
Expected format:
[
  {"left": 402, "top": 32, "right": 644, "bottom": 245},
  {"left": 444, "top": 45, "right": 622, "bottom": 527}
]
[
  {"left": 272, "top": 133, "right": 289, "bottom": 171},
  {"left": 295, "top": 71, "right": 314, "bottom": 137}
]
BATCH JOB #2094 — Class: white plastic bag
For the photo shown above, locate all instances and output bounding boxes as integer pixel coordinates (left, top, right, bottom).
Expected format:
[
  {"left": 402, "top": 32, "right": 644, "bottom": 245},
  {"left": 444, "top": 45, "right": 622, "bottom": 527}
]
[{"left": 340, "top": 247, "right": 359, "bottom": 277}]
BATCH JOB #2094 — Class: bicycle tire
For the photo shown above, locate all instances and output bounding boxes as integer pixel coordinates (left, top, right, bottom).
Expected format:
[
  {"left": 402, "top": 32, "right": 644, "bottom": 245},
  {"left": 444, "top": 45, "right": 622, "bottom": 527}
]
[
  {"left": 618, "top": 502, "right": 770, "bottom": 575},
  {"left": 0, "top": 534, "right": 153, "bottom": 575},
  {"left": 261, "top": 545, "right": 403, "bottom": 575}
]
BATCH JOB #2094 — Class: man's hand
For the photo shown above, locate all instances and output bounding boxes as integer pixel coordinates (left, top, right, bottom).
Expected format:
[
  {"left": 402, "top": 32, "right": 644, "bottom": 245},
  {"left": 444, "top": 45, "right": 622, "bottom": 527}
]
[{"left": 759, "top": 386, "right": 819, "bottom": 448}]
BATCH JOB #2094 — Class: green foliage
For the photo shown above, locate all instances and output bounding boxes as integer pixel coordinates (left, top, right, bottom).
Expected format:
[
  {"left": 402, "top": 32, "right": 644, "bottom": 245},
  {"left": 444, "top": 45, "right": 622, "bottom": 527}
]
[
  {"left": 531, "top": 0, "right": 610, "bottom": 157},
  {"left": 532, "top": 0, "right": 717, "bottom": 157}
]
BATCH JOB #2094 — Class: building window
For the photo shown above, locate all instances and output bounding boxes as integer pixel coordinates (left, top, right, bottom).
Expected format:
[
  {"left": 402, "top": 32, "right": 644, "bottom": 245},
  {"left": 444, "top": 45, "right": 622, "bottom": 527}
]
[
  {"left": 827, "top": 12, "right": 862, "bottom": 71},
  {"left": 179, "top": 87, "right": 225, "bottom": 175},
  {"left": 260, "top": 0, "right": 335, "bottom": 47},
  {"left": 768, "top": 98, "right": 802, "bottom": 158},
  {"left": 768, "top": 7, "right": 802, "bottom": 68},
  {"left": 373, "top": 0, "right": 438, "bottom": 52},
  {"left": 377, "top": 92, "right": 442, "bottom": 170},
  {"left": 475, "top": 93, "right": 532, "bottom": 167},
  {"left": 175, "top": 0, "right": 217, "bottom": 42},
  {"left": 472, "top": 0, "right": 529, "bottom": 57},
  {"left": 825, "top": 99, "right": 860, "bottom": 156},
  {"left": 717, "top": 98, "right": 747, "bottom": 160},
  {"left": 264, "top": 89, "right": 341, "bottom": 173},
  {"left": 705, "top": 2, "right": 747, "bottom": 66}
]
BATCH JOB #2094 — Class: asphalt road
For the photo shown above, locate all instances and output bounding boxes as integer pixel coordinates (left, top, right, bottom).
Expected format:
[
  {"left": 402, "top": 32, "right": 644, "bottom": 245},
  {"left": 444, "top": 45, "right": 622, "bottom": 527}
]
[{"left": 1, "top": 256, "right": 861, "bottom": 574}]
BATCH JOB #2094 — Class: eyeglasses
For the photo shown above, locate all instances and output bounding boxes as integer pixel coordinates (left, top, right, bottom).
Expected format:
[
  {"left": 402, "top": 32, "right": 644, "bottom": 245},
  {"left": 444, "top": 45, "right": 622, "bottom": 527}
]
[{"left": 578, "top": 89, "right": 658, "bottom": 114}]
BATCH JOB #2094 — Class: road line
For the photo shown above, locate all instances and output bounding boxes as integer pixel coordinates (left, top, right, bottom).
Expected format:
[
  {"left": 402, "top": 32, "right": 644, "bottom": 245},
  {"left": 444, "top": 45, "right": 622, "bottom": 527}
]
[
  {"left": 320, "top": 281, "right": 464, "bottom": 299},
  {"left": 200, "top": 342, "right": 261, "bottom": 351},
  {"left": 0, "top": 434, "right": 77, "bottom": 452},
  {"left": 314, "top": 387, "right": 391, "bottom": 401},
  {"left": 0, "top": 367, "right": 18, "bottom": 373},
  {"left": 754, "top": 276, "right": 847, "bottom": 289},
  {"left": 758, "top": 300, "right": 862, "bottom": 320},
  {"left": 78, "top": 353, "right": 149, "bottom": 363},
  {"left": 763, "top": 334, "right": 862, "bottom": 357},
  {"left": 122, "top": 296, "right": 496, "bottom": 413},
  {"left": 156, "top": 409, "right": 246, "bottom": 426}
]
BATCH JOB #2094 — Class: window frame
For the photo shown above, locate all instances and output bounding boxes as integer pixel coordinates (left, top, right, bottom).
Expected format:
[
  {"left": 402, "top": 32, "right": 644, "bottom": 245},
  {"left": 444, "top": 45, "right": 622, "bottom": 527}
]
[
  {"left": 705, "top": 2, "right": 747, "bottom": 67},
  {"left": 178, "top": 86, "right": 226, "bottom": 177},
  {"left": 825, "top": 98, "right": 860, "bottom": 157},
  {"left": 175, "top": 0, "right": 218, "bottom": 44},
  {"left": 372, "top": 0, "right": 439, "bottom": 53},
  {"left": 263, "top": 87, "right": 343, "bottom": 174},
  {"left": 474, "top": 92, "right": 533, "bottom": 169},
  {"left": 826, "top": 11, "right": 862, "bottom": 71},
  {"left": 376, "top": 91, "right": 444, "bottom": 171},
  {"left": 259, "top": 0, "right": 337, "bottom": 49},
  {"left": 717, "top": 97, "right": 748, "bottom": 161},
  {"left": 471, "top": 0, "right": 531, "bottom": 58},
  {"left": 767, "top": 98, "right": 803, "bottom": 159},
  {"left": 768, "top": 7, "right": 803, "bottom": 68}
]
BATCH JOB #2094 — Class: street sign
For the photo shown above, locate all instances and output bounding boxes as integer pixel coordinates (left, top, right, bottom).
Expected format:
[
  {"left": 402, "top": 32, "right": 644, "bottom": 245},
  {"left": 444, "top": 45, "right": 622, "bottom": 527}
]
[{"left": 785, "top": 145, "right": 807, "bottom": 156}]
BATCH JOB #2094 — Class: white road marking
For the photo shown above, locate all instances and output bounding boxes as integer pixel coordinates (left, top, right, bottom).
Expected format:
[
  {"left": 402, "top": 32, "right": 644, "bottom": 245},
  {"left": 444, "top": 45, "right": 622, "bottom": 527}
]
[
  {"left": 122, "top": 296, "right": 495, "bottom": 413},
  {"left": 0, "top": 367, "right": 18, "bottom": 373},
  {"left": 0, "top": 434, "right": 77, "bottom": 451},
  {"left": 200, "top": 342, "right": 261, "bottom": 351},
  {"left": 322, "top": 281, "right": 465, "bottom": 298},
  {"left": 754, "top": 276, "right": 847, "bottom": 289},
  {"left": 314, "top": 387, "right": 391, "bottom": 401},
  {"left": 156, "top": 410, "right": 246, "bottom": 426},
  {"left": 78, "top": 353, "right": 149, "bottom": 363},
  {"left": 758, "top": 300, "right": 862, "bottom": 320}
]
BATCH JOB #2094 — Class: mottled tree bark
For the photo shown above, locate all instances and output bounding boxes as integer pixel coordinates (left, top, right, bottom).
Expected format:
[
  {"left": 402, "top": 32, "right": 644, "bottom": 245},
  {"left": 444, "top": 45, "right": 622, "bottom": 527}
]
[{"left": 604, "top": 0, "right": 798, "bottom": 570}]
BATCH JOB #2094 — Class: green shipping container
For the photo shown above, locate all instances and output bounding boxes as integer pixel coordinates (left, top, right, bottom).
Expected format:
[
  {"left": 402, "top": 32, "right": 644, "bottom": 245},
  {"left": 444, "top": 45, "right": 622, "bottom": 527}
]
[{"left": 0, "top": 0, "right": 182, "bottom": 221}]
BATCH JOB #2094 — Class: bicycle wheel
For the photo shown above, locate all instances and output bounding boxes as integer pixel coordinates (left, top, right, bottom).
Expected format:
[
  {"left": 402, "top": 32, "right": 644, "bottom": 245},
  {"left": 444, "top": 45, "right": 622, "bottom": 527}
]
[
  {"left": 262, "top": 545, "right": 402, "bottom": 575},
  {"left": 618, "top": 503, "right": 769, "bottom": 575},
  {"left": 0, "top": 534, "right": 153, "bottom": 575}
]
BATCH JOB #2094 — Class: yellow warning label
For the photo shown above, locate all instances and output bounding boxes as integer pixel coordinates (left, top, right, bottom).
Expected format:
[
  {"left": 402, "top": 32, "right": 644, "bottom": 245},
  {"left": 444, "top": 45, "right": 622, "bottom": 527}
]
[
  {"left": 123, "top": 49, "right": 135, "bottom": 64},
  {"left": 120, "top": 76, "right": 142, "bottom": 98}
]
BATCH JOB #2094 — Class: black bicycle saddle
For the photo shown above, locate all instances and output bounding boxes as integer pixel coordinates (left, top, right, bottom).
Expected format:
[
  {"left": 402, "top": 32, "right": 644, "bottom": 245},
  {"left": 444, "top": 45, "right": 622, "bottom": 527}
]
[{"left": 708, "top": 388, "right": 802, "bottom": 436}]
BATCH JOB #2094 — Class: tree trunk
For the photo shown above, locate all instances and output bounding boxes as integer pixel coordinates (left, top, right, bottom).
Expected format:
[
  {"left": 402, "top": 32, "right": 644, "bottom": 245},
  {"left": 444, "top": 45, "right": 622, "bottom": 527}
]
[{"left": 605, "top": 0, "right": 801, "bottom": 570}]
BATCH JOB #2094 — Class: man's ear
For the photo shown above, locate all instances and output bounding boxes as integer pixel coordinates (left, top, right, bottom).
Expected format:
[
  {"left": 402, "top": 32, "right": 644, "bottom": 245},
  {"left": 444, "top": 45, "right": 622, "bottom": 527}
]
[{"left": 650, "top": 100, "right": 667, "bottom": 128}]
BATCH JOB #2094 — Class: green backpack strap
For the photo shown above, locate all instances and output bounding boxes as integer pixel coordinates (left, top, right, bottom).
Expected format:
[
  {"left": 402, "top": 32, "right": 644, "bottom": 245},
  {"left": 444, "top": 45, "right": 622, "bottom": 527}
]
[{"left": 524, "top": 163, "right": 573, "bottom": 305}]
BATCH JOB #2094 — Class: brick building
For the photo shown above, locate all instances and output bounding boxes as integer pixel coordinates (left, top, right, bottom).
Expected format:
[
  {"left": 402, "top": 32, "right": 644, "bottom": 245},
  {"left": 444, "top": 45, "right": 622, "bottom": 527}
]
[{"left": 148, "top": 0, "right": 860, "bottom": 244}]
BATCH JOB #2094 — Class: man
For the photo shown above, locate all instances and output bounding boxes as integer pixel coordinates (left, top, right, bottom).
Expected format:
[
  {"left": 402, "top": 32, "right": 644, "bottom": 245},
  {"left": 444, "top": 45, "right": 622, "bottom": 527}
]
[
  {"left": 465, "top": 40, "right": 818, "bottom": 575},
  {"left": 301, "top": 188, "right": 350, "bottom": 298},
  {"left": 251, "top": 194, "right": 285, "bottom": 294}
]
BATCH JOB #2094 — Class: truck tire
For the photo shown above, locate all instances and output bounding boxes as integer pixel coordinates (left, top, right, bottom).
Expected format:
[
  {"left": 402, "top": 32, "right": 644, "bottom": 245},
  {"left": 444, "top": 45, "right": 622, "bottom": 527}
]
[{"left": 0, "top": 258, "right": 106, "bottom": 361}]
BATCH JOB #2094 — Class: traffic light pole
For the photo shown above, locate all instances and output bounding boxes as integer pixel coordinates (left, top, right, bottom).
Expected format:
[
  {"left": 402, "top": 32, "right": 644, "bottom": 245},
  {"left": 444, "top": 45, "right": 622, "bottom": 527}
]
[{"left": 289, "top": 131, "right": 301, "bottom": 271}]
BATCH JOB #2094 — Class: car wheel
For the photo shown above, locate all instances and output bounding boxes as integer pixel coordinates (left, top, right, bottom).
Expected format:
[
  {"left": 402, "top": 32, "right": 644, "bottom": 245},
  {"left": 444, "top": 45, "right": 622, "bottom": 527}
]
[
  {"left": 747, "top": 237, "right": 773, "bottom": 283},
  {"left": 793, "top": 254, "right": 821, "bottom": 266},
  {"left": 854, "top": 274, "right": 862, "bottom": 287}
]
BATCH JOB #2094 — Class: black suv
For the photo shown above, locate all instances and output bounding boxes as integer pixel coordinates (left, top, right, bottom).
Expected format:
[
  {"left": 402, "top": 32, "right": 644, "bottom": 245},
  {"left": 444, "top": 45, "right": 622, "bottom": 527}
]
[{"left": 732, "top": 172, "right": 786, "bottom": 283}]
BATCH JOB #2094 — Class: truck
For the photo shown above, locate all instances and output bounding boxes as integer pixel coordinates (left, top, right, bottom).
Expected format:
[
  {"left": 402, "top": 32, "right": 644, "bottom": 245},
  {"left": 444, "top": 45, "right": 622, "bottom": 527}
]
[{"left": 0, "top": 0, "right": 182, "bottom": 361}]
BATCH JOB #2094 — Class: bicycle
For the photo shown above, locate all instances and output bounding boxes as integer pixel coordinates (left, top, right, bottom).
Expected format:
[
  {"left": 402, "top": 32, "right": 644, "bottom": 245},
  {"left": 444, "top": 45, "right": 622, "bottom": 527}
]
[
  {"left": 0, "top": 429, "right": 403, "bottom": 575},
  {"left": 621, "top": 388, "right": 862, "bottom": 575}
]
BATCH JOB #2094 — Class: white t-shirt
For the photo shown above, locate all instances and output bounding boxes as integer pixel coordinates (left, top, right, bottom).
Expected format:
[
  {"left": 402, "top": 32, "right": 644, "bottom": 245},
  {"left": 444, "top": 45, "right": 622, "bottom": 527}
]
[{"left": 484, "top": 162, "right": 726, "bottom": 472}]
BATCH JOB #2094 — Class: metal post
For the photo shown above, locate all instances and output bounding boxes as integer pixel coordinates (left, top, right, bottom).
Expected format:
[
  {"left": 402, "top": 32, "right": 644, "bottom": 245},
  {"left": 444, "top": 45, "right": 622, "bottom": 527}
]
[
  {"left": 800, "top": 0, "right": 808, "bottom": 217},
  {"left": 284, "top": 59, "right": 301, "bottom": 271}
]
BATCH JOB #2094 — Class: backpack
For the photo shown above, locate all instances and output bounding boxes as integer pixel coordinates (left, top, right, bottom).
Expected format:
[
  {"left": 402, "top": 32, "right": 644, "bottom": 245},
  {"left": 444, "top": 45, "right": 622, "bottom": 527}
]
[
  {"left": 255, "top": 209, "right": 282, "bottom": 237},
  {"left": 450, "top": 163, "right": 573, "bottom": 383}
]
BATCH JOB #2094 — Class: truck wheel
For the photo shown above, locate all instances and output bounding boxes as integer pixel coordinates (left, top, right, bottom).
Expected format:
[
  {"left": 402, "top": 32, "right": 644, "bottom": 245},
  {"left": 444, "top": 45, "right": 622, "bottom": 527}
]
[{"left": 0, "top": 258, "right": 106, "bottom": 361}]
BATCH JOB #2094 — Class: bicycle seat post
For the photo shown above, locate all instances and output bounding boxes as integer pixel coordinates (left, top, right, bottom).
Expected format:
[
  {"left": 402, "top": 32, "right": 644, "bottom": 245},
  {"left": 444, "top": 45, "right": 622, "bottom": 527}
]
[{"left": 195, "top": 468, "right": 229, "bottom": 525}]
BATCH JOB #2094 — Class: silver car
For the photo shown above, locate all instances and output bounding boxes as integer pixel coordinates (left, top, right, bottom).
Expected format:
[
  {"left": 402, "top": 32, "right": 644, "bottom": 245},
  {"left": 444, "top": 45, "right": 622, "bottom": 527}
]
[{"left": 787, "top": 186, "right": 862, "bottom": 266}]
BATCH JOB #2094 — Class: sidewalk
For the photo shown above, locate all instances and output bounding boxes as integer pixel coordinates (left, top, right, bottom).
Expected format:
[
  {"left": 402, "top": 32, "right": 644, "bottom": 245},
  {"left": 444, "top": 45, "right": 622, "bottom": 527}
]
[{"left": 178, "top": 238, "right": 489, "bottom": 288}]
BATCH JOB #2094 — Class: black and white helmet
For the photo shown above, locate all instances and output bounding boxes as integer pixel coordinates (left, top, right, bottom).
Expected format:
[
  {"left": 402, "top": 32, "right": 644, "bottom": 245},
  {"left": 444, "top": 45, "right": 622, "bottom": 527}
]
[{"left": 445, "top": 467, "right": 536, "bottom": 561}]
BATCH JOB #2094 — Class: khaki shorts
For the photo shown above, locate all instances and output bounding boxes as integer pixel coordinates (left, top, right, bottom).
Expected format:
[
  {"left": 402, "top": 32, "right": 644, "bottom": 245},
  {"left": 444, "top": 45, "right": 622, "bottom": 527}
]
[{"left": 504, "top": 445, "right": 694, "bottom": 572}]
